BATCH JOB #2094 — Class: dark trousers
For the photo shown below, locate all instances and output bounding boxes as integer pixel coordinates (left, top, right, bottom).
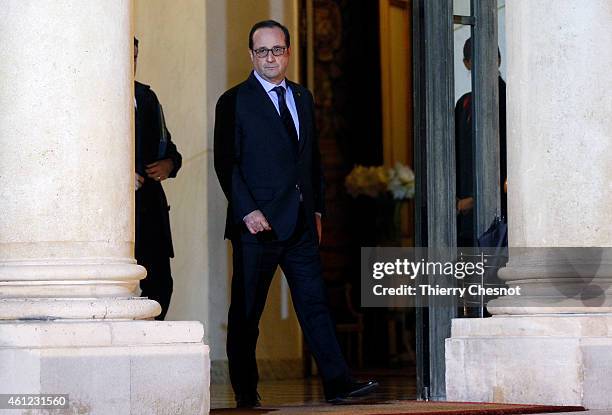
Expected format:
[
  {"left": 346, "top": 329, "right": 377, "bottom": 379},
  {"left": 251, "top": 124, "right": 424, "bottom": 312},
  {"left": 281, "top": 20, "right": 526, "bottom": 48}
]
[
  {"left": 138, "top": 253, "right": 173, "bottom": 321},
  {"left": 227, "top": 207, "right": 349, "bottom": 396}
]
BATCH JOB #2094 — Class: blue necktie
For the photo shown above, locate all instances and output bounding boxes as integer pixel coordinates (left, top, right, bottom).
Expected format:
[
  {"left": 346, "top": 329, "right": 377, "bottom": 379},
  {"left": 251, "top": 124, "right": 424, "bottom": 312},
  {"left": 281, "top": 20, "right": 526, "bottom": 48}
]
[{"left": 273, "top": 86, "right": 299, "bottom": 152}]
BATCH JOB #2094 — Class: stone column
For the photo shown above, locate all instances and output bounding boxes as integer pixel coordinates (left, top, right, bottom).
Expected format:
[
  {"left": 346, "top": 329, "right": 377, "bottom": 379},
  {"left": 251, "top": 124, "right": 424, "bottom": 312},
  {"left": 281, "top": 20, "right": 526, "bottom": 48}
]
[
  {"left": 486, "top": 0, "right": 612, "bottom": 314},
  {"left": 0, "top": 1, "right": 158, "bottom": 320},
  {"left": 0, "top": 2, "right": 209, "bottom": 413},
  {"left": 446, "top": 0, "right": 612, "bottom": 408}
]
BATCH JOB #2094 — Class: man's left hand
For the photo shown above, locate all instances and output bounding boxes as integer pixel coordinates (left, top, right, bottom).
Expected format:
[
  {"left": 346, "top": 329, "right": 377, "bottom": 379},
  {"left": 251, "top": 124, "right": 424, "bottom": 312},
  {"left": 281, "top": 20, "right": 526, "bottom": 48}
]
[
  {"left": 457, "top": 197, "right": 474, "bottom": 215},
  {"left": 146, "top": 159, "right": 174, "bottom": 182},
  {"left": 315, "top": 214, "right": 322, "bottom": 243}
]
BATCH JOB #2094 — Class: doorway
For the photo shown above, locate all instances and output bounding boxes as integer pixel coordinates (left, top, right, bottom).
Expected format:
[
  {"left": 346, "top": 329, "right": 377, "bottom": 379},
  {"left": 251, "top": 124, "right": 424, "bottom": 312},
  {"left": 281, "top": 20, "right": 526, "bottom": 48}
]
[{"left": 298, "top": 0, "right": 417, "bottom": 394}]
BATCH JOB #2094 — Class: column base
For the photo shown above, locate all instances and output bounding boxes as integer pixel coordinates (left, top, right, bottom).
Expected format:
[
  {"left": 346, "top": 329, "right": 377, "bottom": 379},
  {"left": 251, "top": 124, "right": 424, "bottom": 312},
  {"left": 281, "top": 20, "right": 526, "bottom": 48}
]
[
  {"left": 0, "top": 320, "right": 210, "bottom": 414},
  {"left": 446, "top": 314, "right": 612, "bottom": 409},
  {"left": 0, "top": 297, "right": 161, "bottom": 320}
]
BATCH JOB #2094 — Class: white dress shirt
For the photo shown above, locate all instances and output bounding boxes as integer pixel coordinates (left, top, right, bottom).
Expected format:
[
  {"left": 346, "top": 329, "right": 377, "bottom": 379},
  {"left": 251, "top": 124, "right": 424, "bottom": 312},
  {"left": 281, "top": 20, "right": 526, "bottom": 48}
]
[{"left": 253, "top": 70, "right": 300, "bottom": 140}]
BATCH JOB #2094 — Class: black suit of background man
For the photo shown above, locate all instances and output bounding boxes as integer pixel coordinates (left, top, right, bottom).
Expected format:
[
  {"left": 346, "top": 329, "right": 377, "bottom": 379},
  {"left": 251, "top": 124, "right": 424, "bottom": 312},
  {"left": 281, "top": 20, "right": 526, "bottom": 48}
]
[
  {"left": 213, "top": 20, "right": 377, "bottom": 408},
  {"left": 134, "top": 38, "right": 182, "bottom": 321},
  {"left": 455, "top": 37, "right": 507, "bottom": 247}
]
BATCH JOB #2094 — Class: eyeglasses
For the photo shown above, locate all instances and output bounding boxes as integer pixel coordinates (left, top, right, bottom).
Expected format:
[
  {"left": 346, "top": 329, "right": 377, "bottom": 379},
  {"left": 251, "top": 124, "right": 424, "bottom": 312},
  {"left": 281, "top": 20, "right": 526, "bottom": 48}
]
[{"left": 252, "top": 46, "right": 287, "bottom": 58}]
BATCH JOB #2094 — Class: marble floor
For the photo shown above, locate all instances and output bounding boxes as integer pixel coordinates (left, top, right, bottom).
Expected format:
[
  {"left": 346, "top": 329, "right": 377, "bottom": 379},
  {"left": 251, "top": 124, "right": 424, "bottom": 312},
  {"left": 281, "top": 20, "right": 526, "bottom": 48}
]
[
  {"left": 211, "top": 369, "right": 417, "bottom": 409},
  {"left": 210, "top": 368, "right": 598, "bottom": 414}
]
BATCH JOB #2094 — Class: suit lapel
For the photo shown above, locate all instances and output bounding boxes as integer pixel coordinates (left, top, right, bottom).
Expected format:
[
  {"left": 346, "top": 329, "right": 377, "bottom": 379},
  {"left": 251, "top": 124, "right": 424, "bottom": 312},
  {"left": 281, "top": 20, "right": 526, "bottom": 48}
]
[
  {"left": 288, "top": 80, "right": 308, "bottom": 155},
  {"left": 246, "top": 73, "right": 297, "bottom": 156}
]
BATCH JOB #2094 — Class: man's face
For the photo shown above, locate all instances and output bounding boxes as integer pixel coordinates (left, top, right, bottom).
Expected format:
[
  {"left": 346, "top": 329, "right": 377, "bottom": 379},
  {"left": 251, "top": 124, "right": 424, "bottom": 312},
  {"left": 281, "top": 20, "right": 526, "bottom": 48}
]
[
  {"left": 134, "top": 45, "right": 138, "bottom": 75},
  {"left": 463, "top": 56, "right": 501, "bottom": 72},
  {"left": 249, "top": 27, "right": 290, "bottom": 84}
]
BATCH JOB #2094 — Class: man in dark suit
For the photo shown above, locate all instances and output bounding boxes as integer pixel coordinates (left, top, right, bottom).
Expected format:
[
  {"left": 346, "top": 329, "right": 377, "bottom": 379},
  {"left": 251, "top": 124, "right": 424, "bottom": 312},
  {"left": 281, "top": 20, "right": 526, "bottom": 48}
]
[
  {"left": 213, "top": 20, "right": 377, "bottom": 407},
  {"left": 455, "top": 37, "right": 507, "bottom": 247},
  {"left": 134, "top": 37, "right": 182, "bottom": 320}
]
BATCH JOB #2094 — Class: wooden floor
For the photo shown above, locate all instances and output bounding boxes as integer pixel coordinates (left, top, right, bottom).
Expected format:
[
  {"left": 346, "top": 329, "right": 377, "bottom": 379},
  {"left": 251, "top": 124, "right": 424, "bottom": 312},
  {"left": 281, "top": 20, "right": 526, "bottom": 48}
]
[{"left": 211, "top": 369, "right": 417, "bottom": 409}]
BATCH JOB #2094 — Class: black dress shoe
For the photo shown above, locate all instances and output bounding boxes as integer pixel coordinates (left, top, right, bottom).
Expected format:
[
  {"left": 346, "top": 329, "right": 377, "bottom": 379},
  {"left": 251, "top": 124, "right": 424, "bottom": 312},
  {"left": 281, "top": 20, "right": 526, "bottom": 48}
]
[
  {"left": 325, "top": 379, "right": 379, "bottom": 404},
  {"left": 236, "top": 391, "right": 261, "bottom": 408}
]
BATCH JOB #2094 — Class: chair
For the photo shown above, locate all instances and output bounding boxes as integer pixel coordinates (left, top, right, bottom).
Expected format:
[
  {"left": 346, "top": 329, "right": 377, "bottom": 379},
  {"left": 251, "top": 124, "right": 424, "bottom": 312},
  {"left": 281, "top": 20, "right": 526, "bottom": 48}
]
[
  {"left": 330, "top": 283, "right": 364, "bottom": 369},
  {"left": 303, "top": 283, "right": 364, "bottom": 375}
]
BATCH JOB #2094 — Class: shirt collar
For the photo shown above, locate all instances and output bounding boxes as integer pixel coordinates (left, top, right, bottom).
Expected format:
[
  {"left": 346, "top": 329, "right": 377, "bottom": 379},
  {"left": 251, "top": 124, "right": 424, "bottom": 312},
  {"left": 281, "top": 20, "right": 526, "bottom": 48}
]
[{"left": 253, "top": 70, "right": 287, "bottom": 93}]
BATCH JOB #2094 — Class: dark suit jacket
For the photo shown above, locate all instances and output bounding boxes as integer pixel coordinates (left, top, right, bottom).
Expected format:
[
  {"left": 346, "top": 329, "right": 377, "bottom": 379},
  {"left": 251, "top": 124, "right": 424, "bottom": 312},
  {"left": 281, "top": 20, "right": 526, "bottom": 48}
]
[
  {"left": 135, "top": 81, "right": 182, "bottom": 258},
  {"left": 455, "top": 76, "right": 507, "bottom": 245},
  {"left": 214, "top": 72, "right": 324, "bottom": 242}
]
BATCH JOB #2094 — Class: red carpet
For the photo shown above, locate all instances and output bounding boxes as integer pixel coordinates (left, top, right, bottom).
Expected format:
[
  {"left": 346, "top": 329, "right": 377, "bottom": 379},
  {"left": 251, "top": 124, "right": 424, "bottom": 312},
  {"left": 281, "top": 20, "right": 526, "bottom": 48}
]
[{"left": 211, "top": 400, "right": 585, "bottom": 414}]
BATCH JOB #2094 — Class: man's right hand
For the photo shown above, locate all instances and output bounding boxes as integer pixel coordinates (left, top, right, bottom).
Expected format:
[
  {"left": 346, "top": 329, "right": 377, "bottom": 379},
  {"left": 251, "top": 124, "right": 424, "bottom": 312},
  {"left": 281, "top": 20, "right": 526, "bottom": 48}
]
[
  {"left": 135, "top": 173, "right": 145, "bottom": 191},
  {"left": 243, "top": 210, "right": 272, "bottom": 234}
]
